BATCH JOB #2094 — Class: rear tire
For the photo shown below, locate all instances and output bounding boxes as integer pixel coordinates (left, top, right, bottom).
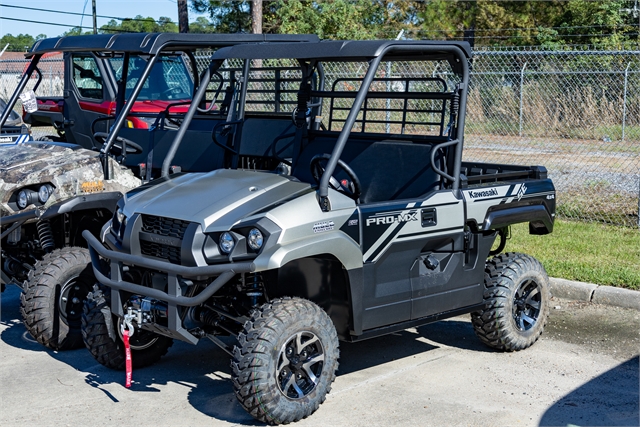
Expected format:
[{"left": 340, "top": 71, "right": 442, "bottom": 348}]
[
  {"left": 471, "top": 252, "right": 550, "bottom": 351},
  {"left": 81, "top": 284, "right": 173, "bottom": 370},
  {"left": 232, "top": 297, "right": 339, "bottom": 425},
  {"left": 20, "top": 247, "right": 93, "bottom": 350}
]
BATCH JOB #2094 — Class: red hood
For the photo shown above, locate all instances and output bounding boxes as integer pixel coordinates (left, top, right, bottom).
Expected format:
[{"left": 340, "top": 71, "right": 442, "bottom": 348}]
[{"left": 78, "top": 99, "right": 191, "bottom": 115}]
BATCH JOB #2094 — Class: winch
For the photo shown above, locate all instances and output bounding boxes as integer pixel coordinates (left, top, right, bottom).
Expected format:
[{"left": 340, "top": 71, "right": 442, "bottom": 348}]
[{"left": 126, "top": 295, "right": 168, "bottom": 327}]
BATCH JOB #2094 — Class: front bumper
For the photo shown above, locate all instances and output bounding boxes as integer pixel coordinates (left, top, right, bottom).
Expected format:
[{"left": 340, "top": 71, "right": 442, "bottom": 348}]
[{"left": 82, "top": 230, "right": 254, "bottom": 343}]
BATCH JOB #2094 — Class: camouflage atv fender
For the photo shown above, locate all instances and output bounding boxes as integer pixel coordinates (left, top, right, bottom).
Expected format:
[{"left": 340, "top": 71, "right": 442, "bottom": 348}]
[{"left": 0, "top": 142, "right": 140, "bottom": 219}]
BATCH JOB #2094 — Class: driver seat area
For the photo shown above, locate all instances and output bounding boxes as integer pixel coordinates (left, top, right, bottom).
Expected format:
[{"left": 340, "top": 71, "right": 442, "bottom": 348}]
[{"left": 293, "top": 135, "right": 443, "bottom": 204}]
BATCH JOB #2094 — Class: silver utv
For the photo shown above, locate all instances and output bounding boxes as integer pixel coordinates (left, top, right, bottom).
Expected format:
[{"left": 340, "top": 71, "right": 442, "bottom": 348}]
[{"left": 83, "top": 40, "right": 555, "bottom": 424}]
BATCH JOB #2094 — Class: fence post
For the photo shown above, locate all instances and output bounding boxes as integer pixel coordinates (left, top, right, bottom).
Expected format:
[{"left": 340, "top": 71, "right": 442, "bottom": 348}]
[
  {"left": 519, "top": 62, "right": 527, "bottom": 137},
  {"left": 622, "top": 62, "right": 631, "bottom": 142}
]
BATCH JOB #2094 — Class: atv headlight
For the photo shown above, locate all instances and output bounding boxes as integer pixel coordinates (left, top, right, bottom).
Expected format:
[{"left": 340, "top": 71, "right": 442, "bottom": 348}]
[
  {"left": 219, "top": 232, "right": 235, "bottom": 254},
  {"left": 38, "top": 184, "right": 52, "bottom": 204},
  {"left": 112, "top": 207, "right": 127, "bottom": 238},
  {"left": 116, "top": 208, "right": 126, "bottom": 225},
  {"left": 247, "top": 228, "right": 263, "bottom": 251},
  {"left": 17, "top": 189, "right": 32, "bottom": 209},
  {"left": 17, "top": 190, "right": 28, "bottom": 209}
]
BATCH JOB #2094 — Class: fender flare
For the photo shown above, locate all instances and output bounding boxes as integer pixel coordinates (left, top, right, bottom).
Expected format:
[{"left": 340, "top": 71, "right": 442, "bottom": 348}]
[
  {"left": 40, "top": 192, "right": 123, "bottom": 221},
  {"left": 252, "top": 232, "right": 363, "bottom": 272},
  {"left": 483, "top": 204, "right": 554, "bottom": 235}
]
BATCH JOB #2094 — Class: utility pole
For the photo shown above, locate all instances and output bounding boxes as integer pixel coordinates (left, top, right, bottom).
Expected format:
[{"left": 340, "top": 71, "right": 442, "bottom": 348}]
[
  {"left": 252, "top": 0, "right": 262, "bottom": 34},
  {"left": 92, "top": 0, "right": 97, "bottom": 34},
  {"left": 178, "top": 0, "right": 189, "bottom": 33}
]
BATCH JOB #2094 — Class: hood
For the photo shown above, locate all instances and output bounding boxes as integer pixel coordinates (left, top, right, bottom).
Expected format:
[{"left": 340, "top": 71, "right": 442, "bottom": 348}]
[
  {"left": 0, "top": 142, "right": 140, "bottom": 215},
  {"left": 132, "top": 99, "right": 191, "bottom": 114},
  {"left": 124, "top": 169, "right": 312, "bottom": 231},
  {"left": 0, "top": 142, "right": 96, "bottom": 181}
]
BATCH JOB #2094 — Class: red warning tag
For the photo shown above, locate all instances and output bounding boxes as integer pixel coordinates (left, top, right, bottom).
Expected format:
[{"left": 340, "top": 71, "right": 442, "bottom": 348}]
[{"left": 123, "top": 329, "right": 132, "bottom": 388}]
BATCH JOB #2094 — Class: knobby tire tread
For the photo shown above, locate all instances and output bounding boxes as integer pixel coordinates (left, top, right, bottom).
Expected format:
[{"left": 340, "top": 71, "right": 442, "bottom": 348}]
[
  {"left": 471, "top": 252, "right": 550, "bottom": 352},
  {"left": 231, "top": 297, "right": 339, "bottom": 425},
  {"left": 19, "top": 247, "right": 91, "bottom": 350}
]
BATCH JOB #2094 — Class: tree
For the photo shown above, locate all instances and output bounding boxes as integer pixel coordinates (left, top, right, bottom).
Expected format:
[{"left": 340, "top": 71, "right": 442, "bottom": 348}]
[
  {"left": 60, "top": 27, "right": 93, "bottom": 37},
  {"left": 0, "top": 33, "right": 46, "bottom": 52},
  {"left": 191, "top": 0, "right": 253, "bottom": 33},
  {"left": 418, "top": 0, "right": 633, "bottom": 48},
  {"left": 273, "top": 0, "right": 408, "bottom": 39},
  {"left": 189, "top": 0, "right": 421, "bottom": 38},
  {"left": 189, "top": 17, "right": 218, "bottom": 33},
  {"left": 556, "top": 0, "right": 631, "bottom": 48},
  {"left": 99, "top": 15, "right": 178, "bottom": 34}
]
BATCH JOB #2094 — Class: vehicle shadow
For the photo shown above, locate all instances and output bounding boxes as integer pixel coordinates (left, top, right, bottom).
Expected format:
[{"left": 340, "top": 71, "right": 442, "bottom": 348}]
[
  {"left": 0, "top": 284, "right": 48, "bottom": 353},
  {"left": 1, "top": 285, "right": 259, "bottom": 425},
  {"left": 416, "top": 316, "right": 493, "bottom": 353},
  {"left": 2, "top": 285, "right": 490, "bottom": 425},
  {"left": 539, "top": 356, "right": 639, "bottom": 427}
]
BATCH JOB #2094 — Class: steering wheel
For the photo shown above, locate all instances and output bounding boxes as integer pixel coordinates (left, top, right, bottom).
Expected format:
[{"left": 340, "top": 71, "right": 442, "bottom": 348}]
[
  {"left": 310, "top": 154, "right": 361, "bottom": 201},
  {"left": 161, "top": 86, "right": 186, "bottom": 98},
  {"left": 93, "top": 132, "right": 144, "bottom": 155}
]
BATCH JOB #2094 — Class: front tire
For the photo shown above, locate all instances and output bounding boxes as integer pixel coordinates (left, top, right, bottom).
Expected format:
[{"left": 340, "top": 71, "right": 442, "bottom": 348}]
[
  {"left": 20, "top": 247, "right": 94, "bottom": 350},
  {"left": 232, "top": 297, "right": 339, "bottom": 425},
  {"left": 471, "top": 252, "right": 550, "bottom": 351},
  {"left": 81, "top": 284, "right": 173, "bottom": 370}
]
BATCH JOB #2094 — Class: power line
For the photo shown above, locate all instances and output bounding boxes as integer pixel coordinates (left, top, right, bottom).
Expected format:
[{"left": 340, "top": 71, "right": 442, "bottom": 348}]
[
  {"left": 0, "top": 16, "right": 131, "bottom": 32},
  {"left": 403, "top": 30, "right": 640, "bottom": 40},
  {"left": 0, "top": 3, "right": 174, "bottom": 25}
]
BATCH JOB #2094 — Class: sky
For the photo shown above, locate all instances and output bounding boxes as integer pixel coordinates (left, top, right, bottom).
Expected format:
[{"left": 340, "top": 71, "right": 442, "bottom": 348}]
[{"left": 0, "top": 0, "right": 206, "bottom": 38}]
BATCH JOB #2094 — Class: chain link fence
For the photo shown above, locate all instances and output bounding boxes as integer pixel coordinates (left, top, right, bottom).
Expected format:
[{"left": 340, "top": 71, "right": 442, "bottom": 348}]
[
  {"left": 468, "top": 49, "right": 639, "bottom": 228},
  {"left": 1, "top": 48, "right": 639, "bottom": 227}
]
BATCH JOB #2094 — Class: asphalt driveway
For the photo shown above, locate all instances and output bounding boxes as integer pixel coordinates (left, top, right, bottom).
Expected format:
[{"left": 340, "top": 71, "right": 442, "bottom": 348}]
[{"left": 1, "top": 284, "right": 638, "bottom": 427}]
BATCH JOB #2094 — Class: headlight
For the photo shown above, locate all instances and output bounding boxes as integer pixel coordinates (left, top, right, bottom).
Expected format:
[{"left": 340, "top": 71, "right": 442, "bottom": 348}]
[
  {"left": 116, "top": 208, "right": 126, "bottom": 224},
  {"left": 247, "top": 228, "right": 263, "bottom": 251},
  {"left": 17, "top": 190, "right": 29, "bottom": 209},
  {"left": 112, "top": 207, "right": 127, "bottom": 238},
  {"left": 219, "top": 231, "right": 235, "bottom": 254},
  {"left": 38, "top": 184, "right": 52, "bottom": 204}
]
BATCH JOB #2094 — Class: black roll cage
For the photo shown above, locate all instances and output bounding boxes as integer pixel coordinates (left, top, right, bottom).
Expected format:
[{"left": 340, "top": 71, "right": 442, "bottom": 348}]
[{"left": 160, "top": 40, "right": 471, "bottom": 210}]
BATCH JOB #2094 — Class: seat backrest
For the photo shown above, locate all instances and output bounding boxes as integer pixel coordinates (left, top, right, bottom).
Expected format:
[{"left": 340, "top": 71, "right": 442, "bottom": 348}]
[
  {"left": 235, "top": 117, "right": 296, "bottom": 158},
  {"left": 118, "top": 117, "right": 227, "bottom": 174},
  {"left": 293, "top": 135, "right": 441, "bottom": 204}
]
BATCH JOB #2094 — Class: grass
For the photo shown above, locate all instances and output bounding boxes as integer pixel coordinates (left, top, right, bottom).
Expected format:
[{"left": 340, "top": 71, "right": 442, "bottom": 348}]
[{"left": 504, "top": 219, "right": 640, "bottom": 290}]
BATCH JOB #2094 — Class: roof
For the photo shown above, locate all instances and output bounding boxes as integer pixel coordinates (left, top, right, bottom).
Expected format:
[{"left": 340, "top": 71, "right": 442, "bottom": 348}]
[
  {"left": 210, "top": 39, "right": 472, "bottom": 63},
  {"left": 28, "top": 33, "right": 319, "bottom": 57}
]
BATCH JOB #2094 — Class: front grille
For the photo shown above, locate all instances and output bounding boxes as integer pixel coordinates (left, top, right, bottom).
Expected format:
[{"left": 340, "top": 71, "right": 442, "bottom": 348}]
[
  {"left": 141, "top": 215, "right": 191, "bottom": 239},
  {"left": 141, "top": 241, "right": 182, "bottom": 264},
  {"left": 140, "top": 215, "right": 192, "bottom": 264}
]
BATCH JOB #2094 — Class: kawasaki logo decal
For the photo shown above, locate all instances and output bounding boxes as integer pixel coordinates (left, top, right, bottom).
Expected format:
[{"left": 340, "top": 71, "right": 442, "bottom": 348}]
[{"left": 468, "top": 188, "right": 498, "bottom": 199}]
